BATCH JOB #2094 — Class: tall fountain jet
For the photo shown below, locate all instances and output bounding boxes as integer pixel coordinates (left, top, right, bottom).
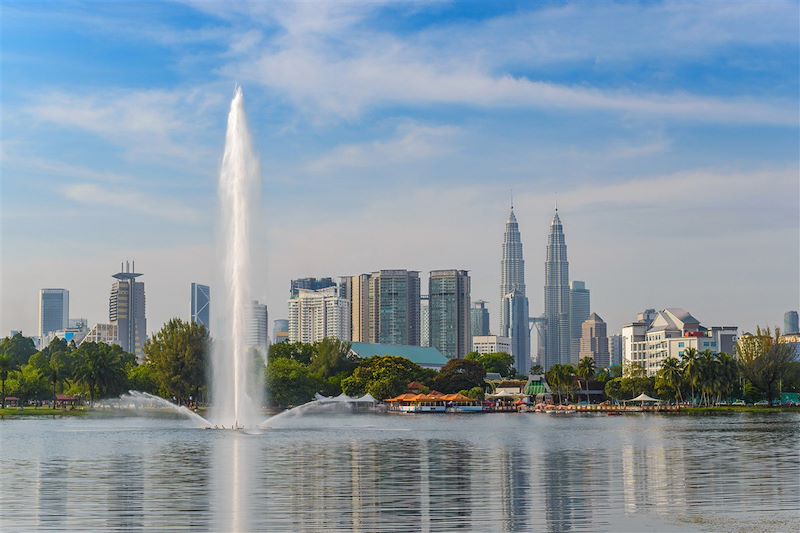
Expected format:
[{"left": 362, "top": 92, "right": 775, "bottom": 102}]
[{"left": 212, "top": 86, "right": 263, "bottom": 429}]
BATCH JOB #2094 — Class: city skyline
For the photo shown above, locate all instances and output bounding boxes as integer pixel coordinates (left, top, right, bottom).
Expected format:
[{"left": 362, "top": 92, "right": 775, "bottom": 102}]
[{"left": 2, "top": 2, "right": 798, "bottom": 338}]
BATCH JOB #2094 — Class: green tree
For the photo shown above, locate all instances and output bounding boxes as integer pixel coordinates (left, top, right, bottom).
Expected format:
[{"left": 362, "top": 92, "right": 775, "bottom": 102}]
[
  {"left": 681, "top": 348, "right": 701, "bottom": 405},
  {"left": 576, "top": 357, "right": 596, "bottom": 403},
  {"left": 47, "top": 352, "right": 66, "bottom": 405},
  {"left": 127, "top": 363, "right": 161, "bottom": 395},
  {"left": 309, "top": 338, "right": 356, "bottom": 379},
  {"left": 0, "top": 354, "right": 18, "bottom": 407},
  {"left": 269, "top": 342, "right": 315, "bottom": 364},
  {"left": 73, "top": 342, "right": 133, "bottom": 402},
  {"left": 546, "top": 364, "right": 577, "bottom": 404},
  {"left": 459, "top": 386, "right": 485, "bottom": 401},
  {"left": 604, "top": 377, "right": 625, "bottom": 401},
  {"left": 465, "top": 352, "right": 514, "bottom": 376},
  {"left": 265, "top": 357, "right": 323, "bottom": 408},
  {"left": 655, "top": 357, "right": 683, "bottom": 403},
  {"left": 432, "top": 359, "right": 486, "bottom": 393},
  {"left": 341, "top": 356, "right": 433, "bottom": 400},
  {"left": 16, "top": 364, "right": 49, "bottom": 403},
  {"left": 144, "top": 318, "right": 208, "bottom": 404},
  {"left": 737, "top": 327, "right": 796, "bottom": 406},
  {"left": 0, "top": 333, "right": 37, "bottom": 367}
]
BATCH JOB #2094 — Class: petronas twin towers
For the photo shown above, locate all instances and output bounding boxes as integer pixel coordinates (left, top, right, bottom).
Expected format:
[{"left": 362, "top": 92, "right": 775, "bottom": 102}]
[{"left": 500, "top": 205, "right": 571, "bottom": 373}]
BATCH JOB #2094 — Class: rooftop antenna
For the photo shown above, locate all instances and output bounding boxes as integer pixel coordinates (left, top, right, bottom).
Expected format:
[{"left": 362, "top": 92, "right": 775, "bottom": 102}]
[
  {"left": 132, "top": 260, "right": 135, "bottom": 273},
  {"left": 510, "top": 188, "right": 514, "bottom": 210},
  {"left": 126, "top": 260, "right": 130, "bottom": 273}
]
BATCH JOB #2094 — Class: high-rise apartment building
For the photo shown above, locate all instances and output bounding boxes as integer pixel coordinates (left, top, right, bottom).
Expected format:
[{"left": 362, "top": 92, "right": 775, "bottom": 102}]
[
  {"left": 579, "top": 313, "right": 610, "bottom": 368},
  {"left": 569, "top": 281, "right": 590, "bottom": 364},
  {"left": 420, "top": 295, "right": 430, "bottom": 347},
  {"left": 368, "top": 270, "right": 421, "bottom": 346},
  {"left": 340, "top": 274, "right": 370, "bottom": 342},
  {"left": 247, "top": 300, "right": 269, "bottom": 353},
  {"left": 471, "top": 300, "right": 490, "bottom": 338},
  {"left": 288, "top": 287, "right": 350, "bottom": 344},
  {"left": 38, "top": 288, "right": 69, "bottom": 339},
  {"left": 290, "top": 277, "right": 335, "bottom": 298},
  {"left": 785, "top": 311, "right": 799, "bottom": 335},
  {"left": 190, "top": 283, "right": 211, "bottom": 332},
  {"left": 543, "top": 210, "right": 571, "bottom": 370},
  {"left": 109, "top": 262, "right": 146, "bottom": 361},
  {"left": 429, "top": 270, "right": 471, "bottom": 360}
]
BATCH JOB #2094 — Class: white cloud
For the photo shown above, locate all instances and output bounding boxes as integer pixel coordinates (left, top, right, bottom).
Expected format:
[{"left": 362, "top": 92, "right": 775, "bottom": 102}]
[
  {"left": 61, "top": 183, "right": 202, "bottom": 224},
  {"left": 304, "top": 124, "right": 459, "bottom": 174},
  {"left": 24, "top": 87, "right": 224, "bottom": 163}
]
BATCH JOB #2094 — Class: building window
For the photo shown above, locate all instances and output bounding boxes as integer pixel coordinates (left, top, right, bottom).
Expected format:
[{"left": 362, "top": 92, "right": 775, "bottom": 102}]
[{"left": 678, "top": 342, "right": 684, "bottom": 348}]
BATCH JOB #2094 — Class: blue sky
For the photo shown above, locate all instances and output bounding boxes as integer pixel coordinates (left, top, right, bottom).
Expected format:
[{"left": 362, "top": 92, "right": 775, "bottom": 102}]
[{"left": 1, "top": 0, "right": 798, "bottom": 338}]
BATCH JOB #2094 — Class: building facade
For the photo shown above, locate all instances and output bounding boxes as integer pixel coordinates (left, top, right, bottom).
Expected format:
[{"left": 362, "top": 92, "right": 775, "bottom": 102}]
[
  {"left": 785, "top": 311, "right": 799, "bottom": 335},
  {"left": 190, "top": 283, "right": 211, "bottom": 332},
  {"left": 288, "top": 287, "right": 350, "bottom": 344},
  {"left": 420, "top": 295, "right": 430, "bottom": 347},
  {"left": 272, "top": 319, "right": 289, "bottom": 344},
  {"left": 109, "top": 262, "right": 146, "bottom": 361},
  {"left": 471, "top": 300, "right": 491, "bottom": 338},
  {"left": 38, "top": 288, "right": 69, "bottom": 339},
  {"left": 579, "top": 313, "right": 610, "bottom": 368},
  {"left": 82, "top": 323, "right": 119, "bottom": 345},
  {"left": 340, "top": 274, "right": 371, "bottom": 342},
  {"left": 543, "top": 210, "right": 571, "bottom": 370},
  {"left": 621, "top": 308, "right": 737, "bottom": 376},
  {"left": 429, "top": 269, "right": 471, "bottom": 359},
  {"left": 472, "top": 335, "right": 512, "bottom": 356},
  {"left": 608, "top": 334, "right": 623, "bottom": 367},
  {"left": 569, "top": 281, "right": 590, "bottom": 364}
]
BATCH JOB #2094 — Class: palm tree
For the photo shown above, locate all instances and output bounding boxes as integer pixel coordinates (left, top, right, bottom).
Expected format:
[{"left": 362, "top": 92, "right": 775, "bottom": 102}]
[
  {"left": 576, "top": 357, "right": 596, "bottom": 404},
  {"left": 0, "top": 355, "right": 16, "bottom": 408},
  {"left": 659, "top": 357, "right": 683, "bottom": 403},
  {"left": 682, "top": 348, "right": 700, "bottom": 405},
  {"left": 48, "top": 352, "right": 65, "bottom": 408},
  {"left": 699, "top": 349, "right": 717, "bottom": 406}
]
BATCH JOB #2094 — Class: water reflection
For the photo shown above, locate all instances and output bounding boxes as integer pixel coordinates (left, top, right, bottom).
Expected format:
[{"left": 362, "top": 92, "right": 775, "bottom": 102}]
[{"left": 1, "top": 414, "right": 798, "bottom": 532}]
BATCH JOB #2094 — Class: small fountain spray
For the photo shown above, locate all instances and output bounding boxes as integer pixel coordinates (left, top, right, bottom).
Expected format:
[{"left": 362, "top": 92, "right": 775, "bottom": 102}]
[{"left": 211, "top": 85, "right": 263, "bottom": 429}]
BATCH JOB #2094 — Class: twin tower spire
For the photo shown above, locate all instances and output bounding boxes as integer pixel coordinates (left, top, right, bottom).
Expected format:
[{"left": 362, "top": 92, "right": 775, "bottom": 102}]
[{"left": 500, "top": 203, "right": 570, "bottom": 373}]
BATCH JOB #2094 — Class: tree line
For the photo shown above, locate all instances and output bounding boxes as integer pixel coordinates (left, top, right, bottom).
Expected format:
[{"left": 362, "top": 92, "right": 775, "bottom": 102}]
[{"left": 544, "top": 327, "right": 799, "bottom": 405}]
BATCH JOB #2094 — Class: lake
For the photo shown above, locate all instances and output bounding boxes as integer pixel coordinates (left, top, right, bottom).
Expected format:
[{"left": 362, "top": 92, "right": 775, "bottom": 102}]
[{"left": 1, "top": 412, "right": 798, "bottom": 532}]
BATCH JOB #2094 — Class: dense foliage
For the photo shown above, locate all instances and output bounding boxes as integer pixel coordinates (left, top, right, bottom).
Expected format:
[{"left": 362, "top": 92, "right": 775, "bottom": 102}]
[
  {"left": 465, "top": 351, "right": 514, "bottom": 377},
  {"left": 144, "top": 318, "right": 209, "bottom": 403}
]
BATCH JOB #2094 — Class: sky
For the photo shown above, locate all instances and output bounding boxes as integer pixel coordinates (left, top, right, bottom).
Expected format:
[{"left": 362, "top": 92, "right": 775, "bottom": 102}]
[{"left": 1, "top": 0, "right": 798, "bottom": 340}]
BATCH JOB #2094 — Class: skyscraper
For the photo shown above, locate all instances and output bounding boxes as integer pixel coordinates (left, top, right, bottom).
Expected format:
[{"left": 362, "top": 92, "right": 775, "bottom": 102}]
[
  {"left": 569, "top": 281, "right": 590, "bottom": 364},
  {"left": 500, "top": 206, "right": 525, "bottom": 335},
  {"left": 110, "top": 261, "right": 146, "bottom": 361},
  {"left": 290, "top": 277, "right": 335, "bottom": 298},
  {"left": 470, "top": 300, "right": 490, "bottom": 337},
  {"left": 38, "top": 288, "right": 69, "bottom": 339},
  {"left": 543, "top": 210, "right": 571, "bottom": 370},
  {"left": 499, "top": 205, "right": 531, "bottom": 373},
  {"left": 784, "top": 311, "right": 799, "bottom": 335},
  {"left": 579, "top": 313, "right": 610, "bottom": 368},
  {"left": 247, "top": 300, "right": 269, "bottom": 353},
  {"left": 502, "top": 290, "right": 531, "bottom": 374},
  {"left": 190, "top": 283, "right": 210, "bottom": 333},
  {"left": 429, "top": 269, "right": 471, "bottom": 359},
  {"left": 368, "top": 270, "right": 421, "bottom": 346}
]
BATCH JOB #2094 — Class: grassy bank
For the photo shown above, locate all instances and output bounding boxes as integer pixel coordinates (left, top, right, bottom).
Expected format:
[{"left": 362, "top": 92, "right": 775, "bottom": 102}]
[
  {"left": 0, "top": 407, "right": 89, "bottom": 418},
  {"left": 683, "top": 406, "right": 800, "bottom": 414}
]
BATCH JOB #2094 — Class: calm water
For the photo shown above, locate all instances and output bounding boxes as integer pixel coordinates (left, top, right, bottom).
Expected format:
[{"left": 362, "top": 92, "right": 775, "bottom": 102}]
[{"left": 1, "top": 412, "right": 798, "bottom": 532}]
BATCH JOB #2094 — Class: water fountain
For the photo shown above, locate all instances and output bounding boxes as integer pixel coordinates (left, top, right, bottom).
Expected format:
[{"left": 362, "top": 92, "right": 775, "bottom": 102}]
[{"left": 210, "top": 86, "right": 263, "bottom": 430}]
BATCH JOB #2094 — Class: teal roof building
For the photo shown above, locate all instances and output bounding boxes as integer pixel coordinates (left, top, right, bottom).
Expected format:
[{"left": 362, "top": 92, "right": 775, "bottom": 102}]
[{"left": 349, "top": 342, "right": 449, "bottom": 370}]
